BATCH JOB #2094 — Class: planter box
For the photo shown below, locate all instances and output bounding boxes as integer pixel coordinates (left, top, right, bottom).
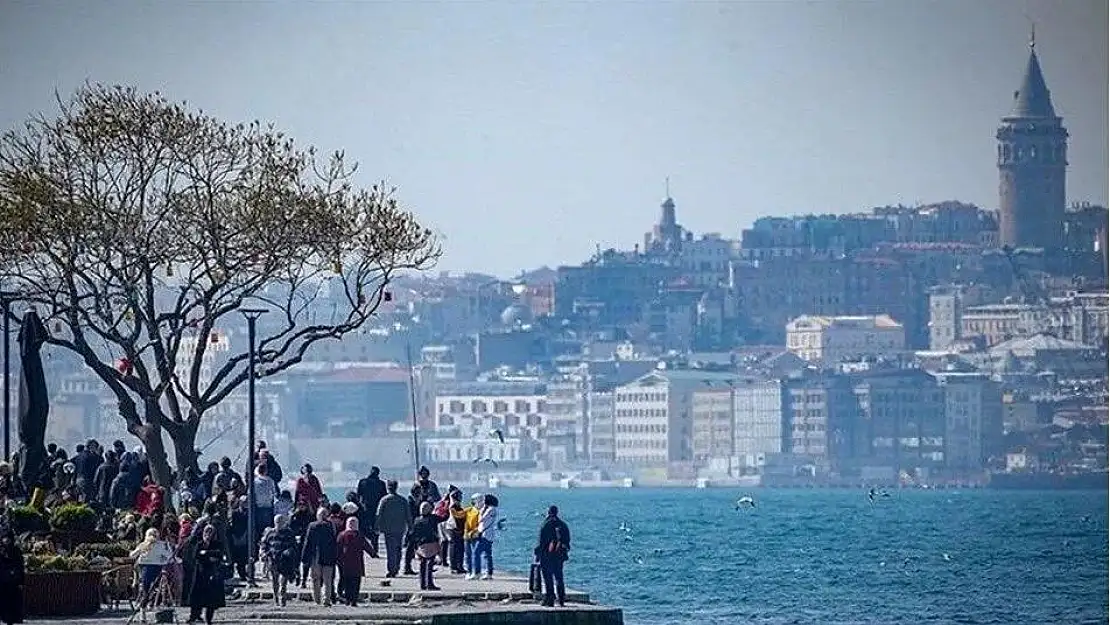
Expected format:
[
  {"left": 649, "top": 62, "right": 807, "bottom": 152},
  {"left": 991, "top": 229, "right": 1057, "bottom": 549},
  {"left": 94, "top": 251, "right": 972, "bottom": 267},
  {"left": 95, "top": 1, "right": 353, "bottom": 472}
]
[{"left": 24, "top": 570, "right": 102, "bottom": 616}]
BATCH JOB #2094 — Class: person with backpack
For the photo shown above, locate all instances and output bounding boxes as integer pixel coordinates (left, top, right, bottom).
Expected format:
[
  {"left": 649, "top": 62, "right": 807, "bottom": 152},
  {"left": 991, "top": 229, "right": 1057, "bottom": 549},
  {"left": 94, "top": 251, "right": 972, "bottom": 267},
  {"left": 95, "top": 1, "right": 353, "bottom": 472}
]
[{"left": 534, "top": 505, "right": 571, "bottom": 607}]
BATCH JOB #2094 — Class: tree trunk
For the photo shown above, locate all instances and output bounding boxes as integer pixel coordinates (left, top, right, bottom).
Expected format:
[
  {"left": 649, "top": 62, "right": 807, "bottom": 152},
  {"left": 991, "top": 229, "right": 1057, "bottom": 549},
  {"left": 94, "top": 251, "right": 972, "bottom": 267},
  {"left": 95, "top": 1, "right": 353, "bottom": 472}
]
[
  {"left": 127, "top": 420, "right": 173, "bottom": 487},
  {"left": 170, "top": 425, "right": 200, "bottom": 479}
]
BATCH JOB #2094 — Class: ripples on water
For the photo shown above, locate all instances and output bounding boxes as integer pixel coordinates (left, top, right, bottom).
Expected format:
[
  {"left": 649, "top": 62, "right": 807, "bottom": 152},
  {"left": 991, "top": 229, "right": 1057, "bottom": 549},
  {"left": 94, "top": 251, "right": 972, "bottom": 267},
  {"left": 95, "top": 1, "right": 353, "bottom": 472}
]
[{"left": 469, "top": 488, "right": 1106, "bottom": 625}]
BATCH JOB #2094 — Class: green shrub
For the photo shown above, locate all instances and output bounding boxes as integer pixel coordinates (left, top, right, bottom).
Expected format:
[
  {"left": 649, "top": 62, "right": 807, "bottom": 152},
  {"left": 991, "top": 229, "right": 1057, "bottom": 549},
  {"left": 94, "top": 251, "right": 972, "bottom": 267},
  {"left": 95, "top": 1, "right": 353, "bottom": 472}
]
[
  {"left": 25, "top": 554, "right": 92, "bottom": 572},
  {"left": 50, "top": 503, "right": 97, "bottom": 534},
  {"left": 73, "top": 542, "right": 132, "bottom": 559},
  {"left": 8, "top": 505, "right": 49, "bottom": 534}
]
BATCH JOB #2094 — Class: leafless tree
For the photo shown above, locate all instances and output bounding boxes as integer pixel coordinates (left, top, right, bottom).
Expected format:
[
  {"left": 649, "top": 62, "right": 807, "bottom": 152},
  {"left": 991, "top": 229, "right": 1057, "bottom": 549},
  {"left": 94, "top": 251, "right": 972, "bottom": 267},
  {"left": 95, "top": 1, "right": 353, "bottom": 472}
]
[{"left": 0, "top": 84, "right": 439, "bottom": 484}]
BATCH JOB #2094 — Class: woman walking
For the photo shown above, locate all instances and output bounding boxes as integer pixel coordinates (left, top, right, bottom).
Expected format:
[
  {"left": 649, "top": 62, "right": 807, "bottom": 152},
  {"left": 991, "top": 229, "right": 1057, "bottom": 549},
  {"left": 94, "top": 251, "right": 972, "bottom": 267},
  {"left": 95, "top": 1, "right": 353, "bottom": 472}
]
[
  {"left": 410, "top": 502, "right": 441, "bottom": 591},
  {"left": 262, "top": 514, "right": 299, "bottom": 606},
  {"left": 473, "top": 493, "right": 499, "bottom": 579},
  {"left": 336, "top": 517, "right": 375, "bottom": 606},
  {"left": 188, "top": 525, "right": 225, "bottom": 625}
]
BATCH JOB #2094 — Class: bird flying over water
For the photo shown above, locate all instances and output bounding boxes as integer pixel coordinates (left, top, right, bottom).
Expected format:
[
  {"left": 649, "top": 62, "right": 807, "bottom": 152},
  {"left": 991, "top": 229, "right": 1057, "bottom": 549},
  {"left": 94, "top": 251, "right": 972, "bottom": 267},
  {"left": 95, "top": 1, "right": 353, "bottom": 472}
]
[
  {"left": 472, "top": 457, "right": 499, "bottom": 468},
  {"left": 490, "top": 429, "right": 505, "bottom": 444},
  {"left": 735, "top": 496, "right": 756, "bottom": 510}
]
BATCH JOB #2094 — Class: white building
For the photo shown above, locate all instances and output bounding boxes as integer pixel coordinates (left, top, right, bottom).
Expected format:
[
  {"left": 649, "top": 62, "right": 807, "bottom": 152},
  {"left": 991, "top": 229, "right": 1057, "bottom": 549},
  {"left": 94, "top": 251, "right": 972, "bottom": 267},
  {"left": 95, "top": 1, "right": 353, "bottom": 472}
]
[
  {"left": 612, "top": 370, "right": 739, "bottom": 473},
  {"left": 422, "top": 435, "right": 530, "bottom": 465},
  {"left": 732, "top": 376, "right": 786, "bottom": 470},
  {"left": 691, "top": 388, "right": 733, "bottom": 462},
  {"left": 435, "top": 380, "right": 548, "bottom": 441},
  {"left": 785, "top": 314, "right": 905, "bottom": 363},
  {"left": 678, "top": 233, "right": 735, "bottom": 288}
]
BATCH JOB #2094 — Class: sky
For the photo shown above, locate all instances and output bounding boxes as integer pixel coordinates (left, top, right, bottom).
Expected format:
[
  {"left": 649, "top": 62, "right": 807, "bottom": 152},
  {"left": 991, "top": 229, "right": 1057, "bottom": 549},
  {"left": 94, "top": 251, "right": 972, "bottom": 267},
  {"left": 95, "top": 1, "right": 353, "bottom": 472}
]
[{"left": 1, "top": 1, "right": 1106, "bottom": 278}]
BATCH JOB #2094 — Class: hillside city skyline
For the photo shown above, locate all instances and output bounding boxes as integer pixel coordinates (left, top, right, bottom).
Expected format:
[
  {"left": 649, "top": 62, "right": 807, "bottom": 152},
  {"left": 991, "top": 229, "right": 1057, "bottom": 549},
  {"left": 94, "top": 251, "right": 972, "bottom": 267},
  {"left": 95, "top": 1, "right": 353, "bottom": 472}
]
[{"left": 1, "top": 1, "right": 1107, "bottom": 276}]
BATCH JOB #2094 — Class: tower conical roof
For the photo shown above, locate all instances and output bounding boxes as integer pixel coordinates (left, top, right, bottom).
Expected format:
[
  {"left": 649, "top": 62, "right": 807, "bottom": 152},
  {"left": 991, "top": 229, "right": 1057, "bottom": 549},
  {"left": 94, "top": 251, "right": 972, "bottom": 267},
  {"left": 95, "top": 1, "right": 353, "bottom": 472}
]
[{"left": 1009, "top": 47, "right": 1056, "bottom": 118}]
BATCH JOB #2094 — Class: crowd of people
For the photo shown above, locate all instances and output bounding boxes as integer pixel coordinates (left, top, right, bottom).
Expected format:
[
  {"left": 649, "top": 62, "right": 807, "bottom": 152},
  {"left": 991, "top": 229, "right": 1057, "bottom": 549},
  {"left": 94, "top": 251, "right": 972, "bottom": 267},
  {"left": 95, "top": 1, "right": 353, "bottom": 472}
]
[{"left": 0, "top": 438, "right": 575, "bottom": 625}]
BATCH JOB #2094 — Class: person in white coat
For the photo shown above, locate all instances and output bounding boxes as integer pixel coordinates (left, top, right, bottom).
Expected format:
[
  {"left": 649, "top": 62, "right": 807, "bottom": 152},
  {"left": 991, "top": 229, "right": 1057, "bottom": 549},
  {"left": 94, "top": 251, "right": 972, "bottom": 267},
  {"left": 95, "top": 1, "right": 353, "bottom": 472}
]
[
  {"left": 472, "top": 493, "right": 498, "bottom": 579},
  {"left": 130, "top": 527, "right": 175, "bottom": 620}
]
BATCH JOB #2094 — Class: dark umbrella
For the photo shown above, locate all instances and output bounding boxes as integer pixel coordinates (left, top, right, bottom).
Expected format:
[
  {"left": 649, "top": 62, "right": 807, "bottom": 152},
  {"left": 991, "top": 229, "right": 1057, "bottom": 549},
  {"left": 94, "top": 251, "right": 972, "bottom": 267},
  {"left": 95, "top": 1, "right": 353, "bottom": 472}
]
[{"left": 16, "top": 310, "right": 49, "bottom": 487}]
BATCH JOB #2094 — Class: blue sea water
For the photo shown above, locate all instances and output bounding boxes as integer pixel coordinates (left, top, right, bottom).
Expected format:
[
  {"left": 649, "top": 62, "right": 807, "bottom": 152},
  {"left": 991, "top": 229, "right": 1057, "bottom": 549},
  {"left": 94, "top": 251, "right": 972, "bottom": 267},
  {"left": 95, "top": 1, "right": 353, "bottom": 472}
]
[{"left": 329, "top": 487, "right": 1108, "bottom": 625}]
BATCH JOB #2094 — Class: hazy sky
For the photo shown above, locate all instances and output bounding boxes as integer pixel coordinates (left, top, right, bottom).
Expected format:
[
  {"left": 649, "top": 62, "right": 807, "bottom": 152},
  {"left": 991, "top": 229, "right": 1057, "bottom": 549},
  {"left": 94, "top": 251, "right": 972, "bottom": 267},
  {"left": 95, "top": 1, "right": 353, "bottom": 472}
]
[{"left": 1, "top": 1, "right": 1106, "bottom": 277}]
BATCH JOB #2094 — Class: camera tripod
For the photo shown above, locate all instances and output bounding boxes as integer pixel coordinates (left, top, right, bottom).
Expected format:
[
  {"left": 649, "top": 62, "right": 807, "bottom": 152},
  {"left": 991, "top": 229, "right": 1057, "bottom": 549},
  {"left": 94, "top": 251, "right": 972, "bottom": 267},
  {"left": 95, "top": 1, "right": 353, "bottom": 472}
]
[{"left": 127, "top": 566, "right": 177, "bottom": 624}]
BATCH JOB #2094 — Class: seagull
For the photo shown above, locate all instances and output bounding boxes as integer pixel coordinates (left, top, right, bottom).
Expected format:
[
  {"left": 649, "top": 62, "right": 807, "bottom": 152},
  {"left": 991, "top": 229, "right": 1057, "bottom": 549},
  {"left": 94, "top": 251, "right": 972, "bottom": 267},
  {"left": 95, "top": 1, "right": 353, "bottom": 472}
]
[
  {"left": 942, "top": 553, "right": 952, "bottom": 562},
  {"left": 497, "top": 518, "right": 506, "bottom": 531},
  {"left": 618, "top": 522, "right": 632, "bottom": 533},
  {"left": 490, "top": 429, "right": 505, "bottom": 444},
  {"left": 868, "top": 488, "right": 877, "bottom": 505},
  {"left": 633, "top": 556, "right": 645, "bottom": 566},
  {"left": 471, "top": 457, "right": 499, "bottom": 468},
  {"left": 735, "top": 496, "right": 756, "bottom": 510}
]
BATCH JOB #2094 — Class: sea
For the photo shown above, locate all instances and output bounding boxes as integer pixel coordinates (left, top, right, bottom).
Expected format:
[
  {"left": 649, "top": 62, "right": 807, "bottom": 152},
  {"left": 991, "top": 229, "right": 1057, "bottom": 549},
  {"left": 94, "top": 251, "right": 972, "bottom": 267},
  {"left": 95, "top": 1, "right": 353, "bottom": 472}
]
[{"left": 326, "top": 486, "right": 1108, "bottom": 625}]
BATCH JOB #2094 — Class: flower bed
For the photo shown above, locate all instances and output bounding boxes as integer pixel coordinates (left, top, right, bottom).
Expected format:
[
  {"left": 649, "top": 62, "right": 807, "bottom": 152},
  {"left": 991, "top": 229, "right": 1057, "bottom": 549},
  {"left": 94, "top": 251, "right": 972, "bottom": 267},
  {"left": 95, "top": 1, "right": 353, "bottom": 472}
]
[{"left": 24, "top": 570, "right": 103, "bottom": 616}]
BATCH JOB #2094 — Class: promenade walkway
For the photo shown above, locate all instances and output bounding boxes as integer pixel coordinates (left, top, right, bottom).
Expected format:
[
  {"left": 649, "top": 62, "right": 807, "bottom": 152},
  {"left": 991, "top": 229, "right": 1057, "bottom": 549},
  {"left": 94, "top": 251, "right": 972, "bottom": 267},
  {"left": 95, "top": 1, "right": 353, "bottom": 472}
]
[{"left": 239, "top": 540, "right": 589, "bottom": 605}]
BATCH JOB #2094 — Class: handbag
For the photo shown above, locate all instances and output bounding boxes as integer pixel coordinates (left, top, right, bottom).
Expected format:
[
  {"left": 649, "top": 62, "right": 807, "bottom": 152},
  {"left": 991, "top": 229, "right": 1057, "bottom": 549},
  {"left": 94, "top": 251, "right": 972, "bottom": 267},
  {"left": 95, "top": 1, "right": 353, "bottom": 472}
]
[{"left": 416, "top": 541, "right": 441, "bottom": 559}]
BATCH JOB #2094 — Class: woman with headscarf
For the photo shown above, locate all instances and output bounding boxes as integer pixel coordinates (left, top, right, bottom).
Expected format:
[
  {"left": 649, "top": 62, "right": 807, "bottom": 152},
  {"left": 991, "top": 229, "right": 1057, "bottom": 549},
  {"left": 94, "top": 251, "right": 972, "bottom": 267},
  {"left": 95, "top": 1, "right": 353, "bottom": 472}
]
[
  {"left": 335, "top": 517, "right": 375, "bottom": 606},
  {"left": 131, "top": 527, "right": 175, "bottom": 619},
  {"left": 409, "top": 501, "right": 441, "bottom": 591},
  {"left": 0, "top": 529, "right": 25, "bottom": 625},
  {"left": 188, "top": 524, "right": 225, "bottom": 625},
  {"left": 262, "top": 514, "right": 299, "bottom": 606}
]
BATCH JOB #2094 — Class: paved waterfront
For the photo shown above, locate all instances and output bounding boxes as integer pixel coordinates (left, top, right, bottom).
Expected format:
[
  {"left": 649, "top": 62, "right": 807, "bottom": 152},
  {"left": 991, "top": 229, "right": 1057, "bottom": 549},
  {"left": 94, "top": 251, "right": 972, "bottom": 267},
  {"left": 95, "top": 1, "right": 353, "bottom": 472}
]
[{"left": 25, "top": 548, "right": 607, "bottom": 624}]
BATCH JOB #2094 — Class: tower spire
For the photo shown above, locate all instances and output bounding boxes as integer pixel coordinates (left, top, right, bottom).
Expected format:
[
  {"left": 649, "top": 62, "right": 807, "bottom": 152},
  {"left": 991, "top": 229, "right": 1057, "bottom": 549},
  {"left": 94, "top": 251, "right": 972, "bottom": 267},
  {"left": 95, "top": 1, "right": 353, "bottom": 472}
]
[
  {"left": 1029, "top": 20, "right": 1035, "bottom": 50},
  {"left": 665, "top": 176, "right": 671, "bottom": 199}
]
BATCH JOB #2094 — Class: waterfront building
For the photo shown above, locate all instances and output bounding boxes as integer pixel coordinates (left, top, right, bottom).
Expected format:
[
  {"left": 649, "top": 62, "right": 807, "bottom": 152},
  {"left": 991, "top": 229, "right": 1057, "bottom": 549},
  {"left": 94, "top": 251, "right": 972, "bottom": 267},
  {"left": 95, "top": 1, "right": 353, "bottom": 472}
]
[
  {"left": 583, "top": 359, "right": 660, "bottom": 465},
  {"left": 932, "top": 371, "right": 1003, "bottom": 474},
  {"left": 782, "top": 371, "right": 856, "bottom": 471},
  {"left": 612, "top": 369, "right": 740, "bottom": 474},
  {"left": 691, "top": 387, "right": 734, "bottom": 463},
  {"left": 785, "top": 314, "right": 905, "bottom": 364},
  {"left": 434, "top": 379, "right": 549, "bottom": 440},
  {"left": 849, "top": 368, "right": 947, "bottom": 478},
  {"left": 732, "top": 376, "right": 788, "bottom": 471}
]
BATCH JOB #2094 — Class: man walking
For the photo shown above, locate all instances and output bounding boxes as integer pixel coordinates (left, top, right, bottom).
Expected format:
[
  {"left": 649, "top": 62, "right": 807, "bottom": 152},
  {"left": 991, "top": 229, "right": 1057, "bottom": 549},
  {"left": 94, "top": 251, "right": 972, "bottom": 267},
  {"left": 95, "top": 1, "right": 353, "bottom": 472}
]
[
  {"left": 404, "top": 466, "right": 440, "bottom": 575},
  {"left": 534, "top": 505, "right": 571, "bottom": 607},
  {"left": 356, "top": 466, "right": 387, "bottom": 554},
  {"left": 375, "top": 480, "right": 411, "bottom": 578}
]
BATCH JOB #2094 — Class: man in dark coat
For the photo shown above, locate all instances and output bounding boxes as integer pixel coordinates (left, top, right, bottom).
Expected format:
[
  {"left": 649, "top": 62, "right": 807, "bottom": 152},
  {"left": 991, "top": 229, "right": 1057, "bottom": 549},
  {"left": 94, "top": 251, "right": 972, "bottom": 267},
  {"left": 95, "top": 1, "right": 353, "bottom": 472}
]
[
  {"left": 188, "top": 524, "right": 225, "bottom": 625},
  {"left": 404, "top": 466, "right": 440, "bottom": 575},
  {"left": 301, "top": 508, "right": 338, "bottom": 606},
  {"left": 94, "top": 450, "right": 119, "bottom": 510},
  {"left": 534, "top": 505, "right": 571, "bottom": 607},
  {"left": 356, "top": 466, "right": 387, "bottom": 551},
  {"left": 255, "top": 442, "right": 283, "bottom": 485},
  {"left": 375, "top": 480, "right": 412, "bottom": 578}
]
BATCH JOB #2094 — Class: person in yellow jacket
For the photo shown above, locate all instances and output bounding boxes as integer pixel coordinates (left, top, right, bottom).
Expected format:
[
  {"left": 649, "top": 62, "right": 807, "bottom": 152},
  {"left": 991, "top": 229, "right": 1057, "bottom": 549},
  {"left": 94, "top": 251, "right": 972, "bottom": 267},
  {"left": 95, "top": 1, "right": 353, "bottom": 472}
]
[{"left": 463, "top": 493, "right": 484, "bottom": 579}]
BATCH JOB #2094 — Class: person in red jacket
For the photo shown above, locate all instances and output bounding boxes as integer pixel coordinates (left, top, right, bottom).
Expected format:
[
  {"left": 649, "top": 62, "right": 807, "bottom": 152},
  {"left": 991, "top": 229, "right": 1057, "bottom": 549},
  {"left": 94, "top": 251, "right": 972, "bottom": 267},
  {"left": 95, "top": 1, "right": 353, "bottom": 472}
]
[
  {"left": 335, "top": 517, "right": 375, "bottom": 606},
  {"left": 295, "top": 464, "right": 324, "bottom": 510},
  {"left": 134, "top": 476, "right": 165, "bottom": 516}
]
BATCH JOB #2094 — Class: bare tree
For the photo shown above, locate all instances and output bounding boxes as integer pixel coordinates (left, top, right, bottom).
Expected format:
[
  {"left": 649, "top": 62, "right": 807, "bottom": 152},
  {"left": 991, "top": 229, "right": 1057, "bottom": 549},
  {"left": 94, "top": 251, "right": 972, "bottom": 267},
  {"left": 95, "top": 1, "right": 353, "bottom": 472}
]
[{"left": 0, "top": 84, "right": 439, "bottom": 484}]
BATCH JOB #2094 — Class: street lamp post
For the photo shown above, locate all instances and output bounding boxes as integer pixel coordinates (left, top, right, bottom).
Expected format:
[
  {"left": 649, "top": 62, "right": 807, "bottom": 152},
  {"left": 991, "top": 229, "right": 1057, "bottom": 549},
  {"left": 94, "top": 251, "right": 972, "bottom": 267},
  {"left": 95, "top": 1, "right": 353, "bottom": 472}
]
[
  {"left": 1, "top": 292, "right": 14, "bottom": 462},
  {"left": 240, "top": 307, "right": 268, "bottom": 585}
]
